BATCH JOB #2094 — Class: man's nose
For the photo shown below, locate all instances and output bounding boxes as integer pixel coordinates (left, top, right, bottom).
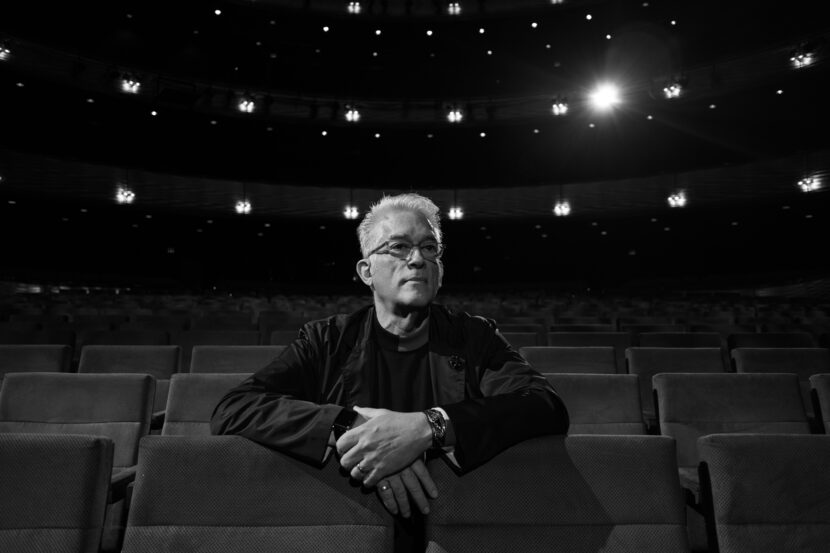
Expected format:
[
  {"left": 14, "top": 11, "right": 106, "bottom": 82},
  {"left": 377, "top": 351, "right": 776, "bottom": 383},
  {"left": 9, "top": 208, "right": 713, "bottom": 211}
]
[{"left": 407, "top": 247, "right": 426, "bottom": 266}]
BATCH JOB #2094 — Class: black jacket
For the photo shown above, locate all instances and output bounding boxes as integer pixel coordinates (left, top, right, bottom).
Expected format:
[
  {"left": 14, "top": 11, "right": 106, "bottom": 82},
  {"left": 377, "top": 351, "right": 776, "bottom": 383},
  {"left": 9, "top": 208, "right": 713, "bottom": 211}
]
[{"left": 211, "top": 304, "right": 569, "bottom": 472}]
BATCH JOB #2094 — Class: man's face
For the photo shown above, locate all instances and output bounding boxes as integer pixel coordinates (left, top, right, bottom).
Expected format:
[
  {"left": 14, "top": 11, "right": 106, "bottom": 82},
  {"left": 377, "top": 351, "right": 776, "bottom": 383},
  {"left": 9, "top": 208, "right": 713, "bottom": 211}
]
[{"left": 361, "top": 209, "right": 443, "bottom": 311}]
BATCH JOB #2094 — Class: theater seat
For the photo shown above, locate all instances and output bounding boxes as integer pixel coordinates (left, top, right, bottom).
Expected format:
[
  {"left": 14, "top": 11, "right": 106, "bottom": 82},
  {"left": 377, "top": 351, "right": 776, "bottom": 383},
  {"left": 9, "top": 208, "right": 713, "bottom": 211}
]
[
  {"left": 0, "top": 372, "right": 154, "bottom": 472},
  {"left": 0, "top": 433, "right": 114, "bottom": 553},
  {"left": 172, "top": 330, "right": 260, "bottom": 372},
  {"left": 547, "top": 333, "right": 633, "bottom": 374},
  {"left": 424, "top": 435, "right": 689, "bottom": 553},
  {"left": 0, "top": 373, "right": 155, "bottom": 552},
  {"left": 698, "top": 434, "right": 830, "bottom": 553},
  {"left": 122, "top": 436, "right": 394, "bottom": 553},
  {"left": 78, "top": 345, "right": 180, "bottom": 412},
  {"left": 653, "top": 373, "right": 810, "bottom": 488},
  {"left": 626, "top": 347, "right": 725, "bottom": 427},
  {"left": 162, "top": 373, "right": 251, "bottom": 435},
  {"left": 520, "top": 346, "right": 616, "bottom": 374},
  {"left": 190, "top": 345, "right": 285, "bottom": 374},
  {"left": 638, "top": 332, "right": 722, "bottom": 348},
  {"left": 732, "top": 347, "right": 830, "bottom": 420},
  {"left": 0, "top": 344, "right": 72, "bottom": 381},
  {"left": 544, "top": 374, "right": 646, "bottom": 434}
]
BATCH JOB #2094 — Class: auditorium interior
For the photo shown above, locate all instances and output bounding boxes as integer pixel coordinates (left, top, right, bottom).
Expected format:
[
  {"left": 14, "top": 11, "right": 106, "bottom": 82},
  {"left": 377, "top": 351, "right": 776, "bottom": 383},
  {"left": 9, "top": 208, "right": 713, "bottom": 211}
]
[{"left": 2, "top": 1, "right": 830, "bottom": 552}]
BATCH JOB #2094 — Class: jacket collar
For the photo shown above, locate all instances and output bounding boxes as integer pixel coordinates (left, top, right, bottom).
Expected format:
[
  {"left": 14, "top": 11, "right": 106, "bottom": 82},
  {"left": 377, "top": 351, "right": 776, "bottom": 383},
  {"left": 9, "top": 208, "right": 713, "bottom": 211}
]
[{"left": 338, "top": 303, "right": 466, "bottom": 407}]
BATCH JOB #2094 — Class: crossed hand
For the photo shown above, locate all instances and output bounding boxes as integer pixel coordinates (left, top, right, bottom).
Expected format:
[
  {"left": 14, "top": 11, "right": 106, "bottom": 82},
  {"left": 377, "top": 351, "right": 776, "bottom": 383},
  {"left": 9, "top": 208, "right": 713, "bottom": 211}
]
[{"left": 336, "top": 406, "right": 438, "bottom": 517}]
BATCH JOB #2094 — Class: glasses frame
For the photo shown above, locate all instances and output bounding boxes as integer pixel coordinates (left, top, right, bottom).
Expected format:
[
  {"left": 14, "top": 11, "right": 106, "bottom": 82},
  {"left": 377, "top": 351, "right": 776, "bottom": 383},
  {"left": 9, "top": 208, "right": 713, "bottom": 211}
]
[{"left": 367, "top": 239, "right": 445, "bottom": 262}]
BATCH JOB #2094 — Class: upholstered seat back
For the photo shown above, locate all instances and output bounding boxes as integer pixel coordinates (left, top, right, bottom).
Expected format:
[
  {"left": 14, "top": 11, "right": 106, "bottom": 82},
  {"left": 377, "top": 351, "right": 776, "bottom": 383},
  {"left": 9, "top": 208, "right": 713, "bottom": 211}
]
[
  {"left": 122, "top": 436, "right": 394, "bottom": 553},
  {"left": 521, "top": 346, "right": 617, "bottom": 374},
  {"left": 0, "top": 433, "right": 114, "bottom": 553},
  {"left": 0, "top": 372, "right": 154, "bottom": 470},
  {"left": 162, "top": 373, "right": 251, "bottom": 436},
  {"left": 425, "top": 435, "right": 689, "bottom": 553},
  {"left": 544, "top": 374, "right": 646, "bottom": 434}
]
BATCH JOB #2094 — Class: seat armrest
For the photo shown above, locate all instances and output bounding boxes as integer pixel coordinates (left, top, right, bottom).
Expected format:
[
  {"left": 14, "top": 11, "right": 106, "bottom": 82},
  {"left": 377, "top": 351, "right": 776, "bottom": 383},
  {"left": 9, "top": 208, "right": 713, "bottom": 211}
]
[{"left": 109, "top": 466, "right": 137, "bottom": 504}]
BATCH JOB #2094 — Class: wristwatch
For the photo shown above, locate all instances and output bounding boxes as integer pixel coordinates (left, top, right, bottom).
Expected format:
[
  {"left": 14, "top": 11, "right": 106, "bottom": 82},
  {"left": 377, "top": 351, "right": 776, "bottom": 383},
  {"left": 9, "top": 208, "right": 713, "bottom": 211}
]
[
  {"left": 332, "top": 408, "right": 358, "bottom": 441},
  {"left": 423, "top": 408, "right": 447, "bottom": 449}
]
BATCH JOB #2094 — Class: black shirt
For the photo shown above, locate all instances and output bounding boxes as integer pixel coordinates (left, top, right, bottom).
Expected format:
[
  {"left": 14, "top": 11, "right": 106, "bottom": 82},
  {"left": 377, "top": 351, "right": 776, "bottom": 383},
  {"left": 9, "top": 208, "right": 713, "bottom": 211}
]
[{"left": 372, "top": 314, "right": 433, "bottom": 413}]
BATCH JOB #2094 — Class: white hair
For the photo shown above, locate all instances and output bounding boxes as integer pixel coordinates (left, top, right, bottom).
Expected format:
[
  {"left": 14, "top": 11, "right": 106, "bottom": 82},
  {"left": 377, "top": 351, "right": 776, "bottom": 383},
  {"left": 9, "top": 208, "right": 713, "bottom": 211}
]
[{"left": 357, "top": 193, "right": 443, "bottom": 257}]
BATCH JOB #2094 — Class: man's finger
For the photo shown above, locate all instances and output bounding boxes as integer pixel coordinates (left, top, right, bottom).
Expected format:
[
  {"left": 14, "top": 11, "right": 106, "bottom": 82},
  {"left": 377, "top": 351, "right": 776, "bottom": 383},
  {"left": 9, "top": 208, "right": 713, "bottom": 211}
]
[
  {"left": 336, "top": 427, "right": 361, "bottom": 457},
  {"left": 400, "top": 468, "right": 430, "bottom": 515},
  {"left": 363, "top": 462, "right": 390, "bottom": 487},
  {"left": 410, "top": 459, "right": 438, "bottom": 499},
  {"left": 353, "top": 406, "right": 386, "bottom": 419},
  {"left": 388, "top": 475, "right": 411, "bottom": 518},
  {"left": 376, "top": 479, "right": 398, "bottom": 515}
]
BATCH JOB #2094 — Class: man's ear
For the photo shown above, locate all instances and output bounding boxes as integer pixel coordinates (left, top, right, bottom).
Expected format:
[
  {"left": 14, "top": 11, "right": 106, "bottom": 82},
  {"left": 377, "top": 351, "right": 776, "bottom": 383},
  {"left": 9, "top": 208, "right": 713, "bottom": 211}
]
[{"left": 356, "top": 259, "right": 373, "bottom": 287}]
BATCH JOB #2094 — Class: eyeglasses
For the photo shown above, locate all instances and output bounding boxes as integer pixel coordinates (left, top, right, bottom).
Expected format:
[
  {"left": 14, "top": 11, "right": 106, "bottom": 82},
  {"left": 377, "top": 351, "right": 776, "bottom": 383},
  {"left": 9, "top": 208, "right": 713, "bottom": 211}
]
[{"left": 367, "top": 239, "right": 445, "bottom": 262}]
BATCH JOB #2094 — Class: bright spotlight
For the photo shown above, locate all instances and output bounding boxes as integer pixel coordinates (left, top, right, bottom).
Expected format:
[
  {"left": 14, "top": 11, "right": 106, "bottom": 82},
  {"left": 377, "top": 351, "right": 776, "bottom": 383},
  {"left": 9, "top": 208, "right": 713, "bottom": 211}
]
[
  {"left": 553, "top": 201, "right": 571, "bottom": 216},
  {"left": 345, "top": 107, "right": 361, "bottom": 122},
  {"left": 238, "top": 98, "right": 255, "bottom": 113},
  {"left": 798, "top": 176, "right": 821, "bottom": 192},
  {"left": 589, "top": 83, "right": 621, "bottom": 111},
  {"left": 344, "top": 205, "right": 360, "bottom": 219},
  {"left": 116, "top": 187, "right": 135, "bottom": 205},
  {"left": 448, "top": 2, "right": 461, "bottom": 15},
  {"left": 447, "top": 108, "right": 463, "bottom": 123},
  {"left": 0, "top": 46, "right": 10, "bottom": 61},
  {"left": 347, "top": 2, "right": 362, "bottom": 14},
  {"left": 448, "top": 207, "right": 464, "bottom": 220},
  {"left": 663, "top": 83, "right": 682, "bottom": 99},
  {"left": 790, "top": 45, "right": 815, "bottom": 69},
  {"left": 667, "top": 192, "right": 687, "bottom": 208},
  {"left": 551, "top": 100, "right": 569, "bottom": 116},
  {"left": 120, "top": 78, "right": 141, "bottom": 94},
  {"left": 235, "top": 200, "right": 252, "bottom": 214}
]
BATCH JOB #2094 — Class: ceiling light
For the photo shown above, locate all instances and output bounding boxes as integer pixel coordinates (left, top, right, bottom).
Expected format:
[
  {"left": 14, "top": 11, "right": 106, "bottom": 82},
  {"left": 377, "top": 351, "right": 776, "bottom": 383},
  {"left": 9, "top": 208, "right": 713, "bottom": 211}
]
[
  {"left": 345, "top": 107, "right": 361, "bottom": 122},
  {"left": 344, "top": 205, "right": 360, "bottom": 219},
  {"left": 116, "top": 186, "right": 135, "bottom": 205},
  {"left": 606, "top": 34, "right": 612, "bottom": 39},
  {"left": 589, "top": 83, "right": 621, "bottom": 111},
  {"left": 427, "top": 30, "right": 434, "bottom": 36},
  {"left": 238, "top": 98, "right": 255, "bottom": 113},
  {"left": 323, "top": 26, "right": 330, "bottom": 32},
  {"left": 531, "top": 22, "right": 538, "bottom": 29},
  {"left": 667, "top": 191, "right": 687, "bottom": 208},
  {"left": 790, "top": 46, "right": 815, "bottom": 68},
  {"left": 670, "top": 20, "right": 677, "bottom": 25},
  {"left": 479, "top": 28, "right": 485, "bottom": 34},
  {"left": 235, "top": 200, "right": 252, "bottom": 214},
  {"left": 0, "top": 46, "right": 10, "bottom": 61},
  {"left": 321, "top": 130, "right": 328, "bottom": 136},
  {"left": 551, "top": 99, "right": 569, "bottom": 116},
  {"left": 663, "top": 82, "right": 682, "bottom": 99},
  {"left": 553, "top": 201, "right": 571, "bottom": 216},
  {"left": 777, "top": 89, "right": 784, "bottom": 95},
  {"left": 479, "top": 132, "right": 486, "bottom": 138},
  {"left": 375, "top": 29, "right": 382, "bottom": 36},
  {"left": 120, "top": 77, "right": 141, "bottom": 94},
  {"left": 214, "top": 9, "right": 221, "bottom": 15},
  {"left": 150, "top": 110, "right": 158, "bottom": 116},
  {"left": 348, "top": 2, "right": 362, "bottom": 14},
  {"left": 447, "top": 108, "right": 463, "bottom": 123},
  {"left": 586, "top": 14, "right": 592, "bottom": 20},
  {"left": 448, "top": 3, "right": 461, "bottom": 15},
  {"left": 798, "top": 176, "right": 821, "bottom": 192},
  {"left": 374, "top": 132, "right": 381, "bottom": 138},
  {"left": 448, "top": 207, "right": 464, "bottom": 220}
]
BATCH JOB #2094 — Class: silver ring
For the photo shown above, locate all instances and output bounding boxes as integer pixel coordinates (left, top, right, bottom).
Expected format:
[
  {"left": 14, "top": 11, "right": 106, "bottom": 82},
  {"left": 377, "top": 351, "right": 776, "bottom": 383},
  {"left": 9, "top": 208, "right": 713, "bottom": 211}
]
[
  {"left": 379, "top": 482, "right": 390, "bottom": 491},
  {"left": 357, "top": 463, "right": 369, "bottom": 474}
]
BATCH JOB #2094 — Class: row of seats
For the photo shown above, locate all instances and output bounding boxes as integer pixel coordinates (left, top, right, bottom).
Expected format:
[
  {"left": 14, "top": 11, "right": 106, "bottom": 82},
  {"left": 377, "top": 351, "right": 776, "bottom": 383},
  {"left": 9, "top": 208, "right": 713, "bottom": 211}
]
[
  {"left": 502, "top": 329, "right": 826, "bottom": 349},
  {"left": 3, "top": 344, "right": 829, "bottom": 426},
  {"left": 3, "top": 433, "right": 828, "bottom": 553}
]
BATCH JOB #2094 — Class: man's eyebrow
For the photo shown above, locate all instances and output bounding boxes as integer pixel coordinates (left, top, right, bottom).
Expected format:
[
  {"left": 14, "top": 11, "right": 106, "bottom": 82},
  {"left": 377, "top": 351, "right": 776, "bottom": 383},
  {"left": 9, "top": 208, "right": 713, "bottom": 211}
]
[{"left": 386, "top": 233, "right": 437, "bottom": 241}]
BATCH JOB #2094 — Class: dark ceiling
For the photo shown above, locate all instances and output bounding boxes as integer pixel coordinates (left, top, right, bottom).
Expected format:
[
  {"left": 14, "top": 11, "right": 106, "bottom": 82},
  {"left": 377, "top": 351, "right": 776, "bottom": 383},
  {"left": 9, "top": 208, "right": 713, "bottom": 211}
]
[{"left": 1, "top": 0, "right": 829, "bottom": 214}]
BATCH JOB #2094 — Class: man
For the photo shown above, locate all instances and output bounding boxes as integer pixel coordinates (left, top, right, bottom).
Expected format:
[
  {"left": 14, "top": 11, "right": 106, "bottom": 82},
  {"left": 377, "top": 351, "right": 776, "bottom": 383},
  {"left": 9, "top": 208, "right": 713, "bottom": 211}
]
[{"left": 211, "top": 193, "right": 568, "bottom": 533}]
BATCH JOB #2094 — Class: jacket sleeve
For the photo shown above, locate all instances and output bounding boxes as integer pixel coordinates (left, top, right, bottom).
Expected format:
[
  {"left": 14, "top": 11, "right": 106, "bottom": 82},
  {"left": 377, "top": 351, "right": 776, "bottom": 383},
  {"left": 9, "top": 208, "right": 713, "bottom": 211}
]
[
  {"left": 210, "top": 323, "right": 344, "bottom": 466},
  {"left": 440, "top": 324, "right": 569, "bottom": 472}
]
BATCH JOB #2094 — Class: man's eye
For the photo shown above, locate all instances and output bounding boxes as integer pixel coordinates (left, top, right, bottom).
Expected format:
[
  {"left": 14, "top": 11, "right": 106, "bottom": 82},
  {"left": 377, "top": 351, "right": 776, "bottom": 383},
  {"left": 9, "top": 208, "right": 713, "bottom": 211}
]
[
  {"left": 388, "top": 242, "right": 410, "bottom": 252},
  {"left": 421, "top": 244, "right": 438, "bottom": 254}
]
